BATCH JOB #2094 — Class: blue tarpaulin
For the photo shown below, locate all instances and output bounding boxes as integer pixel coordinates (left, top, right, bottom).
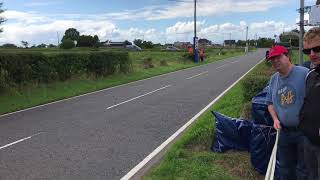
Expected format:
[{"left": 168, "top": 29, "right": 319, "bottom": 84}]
[
  {"left": 212, "top": 86, "right": 280, "bottom": 178},
  {"left": 250, "top": 124, "right": 279, "bottom": 175},
  {"left": 251, "top": 86, "right": 273, "bottom": 126},
  {"left": 212, "top": 111, "right": 253, "bottom": 152}
]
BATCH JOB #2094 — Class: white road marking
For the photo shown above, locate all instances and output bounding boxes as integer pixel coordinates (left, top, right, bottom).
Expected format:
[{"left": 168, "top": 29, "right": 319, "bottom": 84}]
[
  {"left": 230, "top": 60, "right": 239, "bottom": 64},
  {"left": 0, "top": 132, "right": 43, "bottom": 150},
  {"left": 120, "top": 58, "right": 265, "bottom": 180},
  {"left": 106, "top": 85, "right": 172, "bottom": 110},
  {"left": 216, "top": 64, "right": 228, "bottom": 69},
  {"left": 186, "top": 71, "right": 208, "bottom": 80}
]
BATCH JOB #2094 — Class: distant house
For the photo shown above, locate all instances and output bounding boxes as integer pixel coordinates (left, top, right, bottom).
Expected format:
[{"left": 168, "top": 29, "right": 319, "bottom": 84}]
[
  {"left": 173, "top": 41, "right": 191, "bottom": 49},
  {"left": 198, "top": 38, "right": 212, "bottom": 47},
  {"left": 224, "top": 40, "right": 236, "bottom": 47},
  {"left": 101, "top": 40, "right": 131, "bottom": 48},
  {"left": 101, "top": 40, "right": 141, "bottom": 51}
]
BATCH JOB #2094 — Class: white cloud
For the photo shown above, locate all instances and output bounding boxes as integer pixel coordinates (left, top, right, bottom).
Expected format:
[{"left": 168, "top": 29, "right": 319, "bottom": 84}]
[
  {"left": 100, "top": 0, "right": 292, "bottom": 21},
  {"left": 3, "top": 10, "right": 51, "bottom": 24},
  {"left": 0, "top": 10, "right": 300, "bottom": 45},
  {"left": 24, "top": 1, "right": 62, "bottom": 7},
  {"left": 197, "top": 21, "right": 298, "bottom": 43},
  {"left": 166, "top": 21, "right": 205, "bottom": 35},
  {"left": 0, "top": 17, "right": 119, "bottom": 45}
]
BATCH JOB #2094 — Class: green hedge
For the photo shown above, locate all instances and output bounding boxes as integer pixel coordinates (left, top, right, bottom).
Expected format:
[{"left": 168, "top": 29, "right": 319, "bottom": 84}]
[
  {"left": 241, "top": 74, "right": 270, "bottom": 102},
  {"left": 0, "top": 51, "right": 131, "bottom": 90}
]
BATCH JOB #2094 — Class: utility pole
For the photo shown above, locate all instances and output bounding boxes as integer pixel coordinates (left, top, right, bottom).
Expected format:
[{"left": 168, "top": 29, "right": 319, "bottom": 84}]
[
  {"left": 57, "top": 32, "right": 60, "bottom": 47},
  {"left": 193, "top": 0, "right": 199, "bottom": 62},
  {"left": 255, "top": 33, "right": 258, "bottom": 47},
  {"left": 245, "top": 26, "right": 249, "bottom": 53},
  {"left": 299, "top": 0, "right": 305, "bottom": 65}
]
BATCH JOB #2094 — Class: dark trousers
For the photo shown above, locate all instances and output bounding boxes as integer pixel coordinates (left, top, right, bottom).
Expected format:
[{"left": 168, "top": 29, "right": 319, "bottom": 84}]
[
  {"left": 278, "top": 130, "right": 308, "bottom": 180},
  {"left": 304, "top": 138, "right": 320, "bottom": 180}
]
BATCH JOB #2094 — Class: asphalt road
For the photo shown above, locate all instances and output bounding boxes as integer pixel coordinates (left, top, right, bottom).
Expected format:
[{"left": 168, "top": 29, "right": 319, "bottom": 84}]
[{"left": 0, "top": 49, "right": 265, "bottom": 180}]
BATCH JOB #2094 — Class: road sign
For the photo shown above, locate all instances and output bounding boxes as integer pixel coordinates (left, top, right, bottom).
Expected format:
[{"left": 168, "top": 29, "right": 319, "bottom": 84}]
[{"left": 309, "top": 5, "right": 320, "bottom": 25}]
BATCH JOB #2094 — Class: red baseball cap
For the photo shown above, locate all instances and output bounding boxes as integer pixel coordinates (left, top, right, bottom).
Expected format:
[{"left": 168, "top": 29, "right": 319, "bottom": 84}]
[{"left": 267, "top": 45, "right": 288, "bottom": 60}]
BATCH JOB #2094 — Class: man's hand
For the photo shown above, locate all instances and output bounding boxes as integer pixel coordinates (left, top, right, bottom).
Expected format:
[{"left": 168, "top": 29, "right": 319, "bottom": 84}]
[
  {"left": 273, "top": 118, "right": 281, "bottom": 130},
  {"left": 268, "top": 104, "right": 282, "bottom": 130}
]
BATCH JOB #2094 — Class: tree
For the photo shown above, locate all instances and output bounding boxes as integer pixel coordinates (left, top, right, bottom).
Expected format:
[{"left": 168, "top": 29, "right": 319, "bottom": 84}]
[
  {"left": 0, "top": 2, "right": 6, "bottom": 33},
  {"left": 133, "top": 39, "right": 143, "bottom": 47},
  {"left": 279, "top": 31, "right": 299, "bottom": 47},
  {"left": 37, "top": 43, "right": 47, "bottom": 48},
  {"left": 236, "top": 40, "right": 246, "bottom": 47},
  {"left": 133, "top": 39, "right": 154, "bottom": 49},
  {"left": 142, "top": 41, "right": 154, "bottom": 49},
  {"left": 60, "top": 39, "right": 75, "bottom": 49},
  {"left": 48, "top": 44, "right": 57, "bottom": 48},
  {"left": 62, "top": 28, "right": 80, "bottom": 42},
  {"left": 1, "top": 43, "right": 17, "bottom": 48},
  {"left": 93, "top": 35, "right": 100, "bottom": 47},
  {"left": 257, "top": 38, "right": 274, "bottom": 48},
  {"left": 21, "top": 41, "right": 29, "bottom": 48}
]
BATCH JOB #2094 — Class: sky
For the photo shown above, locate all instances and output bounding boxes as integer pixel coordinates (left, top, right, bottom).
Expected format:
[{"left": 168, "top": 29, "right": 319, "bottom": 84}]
[{"left": 0, "top": 0, "right": 318, "bottom": 46}]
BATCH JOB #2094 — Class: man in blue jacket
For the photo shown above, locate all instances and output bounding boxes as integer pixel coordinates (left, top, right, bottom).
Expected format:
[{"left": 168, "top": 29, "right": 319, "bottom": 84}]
[{"left": 266, "top": 45, "right": 309, "bottom": 180}]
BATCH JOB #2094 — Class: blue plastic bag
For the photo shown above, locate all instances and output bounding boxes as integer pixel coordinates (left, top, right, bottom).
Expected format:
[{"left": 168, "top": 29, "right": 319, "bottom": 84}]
[
  {"left": 251, "top": 86, "right": 273, "bottom": 126},
  {"left": 212, "top": 111, "right": 253, "bottom": 152},
  {"left": 250, "top": 124, "right": 279, "bottom": 178}
]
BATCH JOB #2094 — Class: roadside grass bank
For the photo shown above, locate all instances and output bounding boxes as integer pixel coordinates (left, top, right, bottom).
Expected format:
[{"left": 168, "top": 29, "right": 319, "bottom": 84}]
[
  {"left": 142, "top": 56, "right": 281, "bottom": 179},
  {"left": 0, "top": 48, "right": 247, "bottom": 115}
]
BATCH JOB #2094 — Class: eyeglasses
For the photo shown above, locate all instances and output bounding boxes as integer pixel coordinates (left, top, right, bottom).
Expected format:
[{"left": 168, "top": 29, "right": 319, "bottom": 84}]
[{"left": 303, "top": 46, "right": 320, "bottom": 55}]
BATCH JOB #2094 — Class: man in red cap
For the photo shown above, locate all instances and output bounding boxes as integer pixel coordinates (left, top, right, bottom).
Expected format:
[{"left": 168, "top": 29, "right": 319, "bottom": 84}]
[{"left": 266, "top": 45, "right": 309, "bottom": 179}]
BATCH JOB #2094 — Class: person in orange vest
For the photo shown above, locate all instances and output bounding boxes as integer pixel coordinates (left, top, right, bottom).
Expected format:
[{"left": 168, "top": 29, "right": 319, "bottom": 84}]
[
  {"left": 200, "top": 48, "right": 205, "bottom": 62},
  {"left": 188, "top": 46, "right": 193, "bottom": 55}
]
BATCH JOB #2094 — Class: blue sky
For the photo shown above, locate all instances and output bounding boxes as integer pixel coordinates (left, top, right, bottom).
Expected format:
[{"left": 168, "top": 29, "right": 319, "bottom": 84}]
[{"left": 0, "top": 0, "right": 317, "bottom": 46}]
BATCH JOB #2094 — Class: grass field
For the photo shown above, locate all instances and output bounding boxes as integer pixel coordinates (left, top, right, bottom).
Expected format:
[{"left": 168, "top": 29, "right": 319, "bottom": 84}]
[{"left": 0, "top": 47, "right": 249, "bottom": 115}]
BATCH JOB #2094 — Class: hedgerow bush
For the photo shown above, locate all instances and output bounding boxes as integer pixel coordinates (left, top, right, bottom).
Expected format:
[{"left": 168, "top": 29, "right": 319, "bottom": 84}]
[
  {"left": 142, "top": 57, "right": 154, "bottom": 69},
  {"left": 0, "top": 51, "right": 130, "bottom": 85},
  {"left": 241, "top": 74, "right": 269, "bottom": 102},
  {"left": 118, "top": 52, "right": 132, "bottom": 73},
  {"left": 51, "top": 53, "right": 89, "bottom": 81},
  {"left": 0, "top": 69, "right": 7, "bottom": 93},
  {"left": 0, "top": 52, "right": 52, "bottom": 84}
]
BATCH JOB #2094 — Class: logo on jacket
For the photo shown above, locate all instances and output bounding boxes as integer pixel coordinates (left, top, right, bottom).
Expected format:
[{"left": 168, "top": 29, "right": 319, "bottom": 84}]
[{"left": 277, "top": 85, "right": 296, "bottom": 107}]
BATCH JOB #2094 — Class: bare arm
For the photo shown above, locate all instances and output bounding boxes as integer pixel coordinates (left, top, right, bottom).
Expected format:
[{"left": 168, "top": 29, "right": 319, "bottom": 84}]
[{"left": 268, "top": 104, "right": 281, "bottom": 130}]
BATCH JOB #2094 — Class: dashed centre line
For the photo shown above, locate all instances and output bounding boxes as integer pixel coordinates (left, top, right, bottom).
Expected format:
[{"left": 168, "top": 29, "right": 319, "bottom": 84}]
[
  {"left": 216, "top": 64, "right": 229, "bottom": 69},
  {"left": 0, "top": 132, "right": 43, "bottom": 150},
  {"left": 106, "top": 85, "right": 172, "bottom": 110},
  {"left": 186, "top": 71, "right": 208, "bottom": 80}
]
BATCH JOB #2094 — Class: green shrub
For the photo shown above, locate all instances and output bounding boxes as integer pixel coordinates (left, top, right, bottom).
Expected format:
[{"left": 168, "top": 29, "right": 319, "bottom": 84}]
[
  {"left": 241, "top": 75, "right": 269, "bottom": 102},
  {"left": 182, "top": 52, "right": 193, "bottom": 60},
  {"left": 118, "top": 52, "right": 132, "bottom": 73},
  {"left": 160, "top": 60, "right": 168, "bottom": 66},
  {"left": 240, "top": 101, "right": 252, "bottom": 119},
  {"left": 0, "top": 69, "right": 8, "bottom": 93},
  {"left": 142, "top": 57, "right": 154, "bottom": 69},
  {"left": 0, "top": 51, "right": 130, "bottom": 85},
  {"left": 60, "top": 39, "right": 75, "bottom": 49},
  {"left": 0, "top": 52, "right": 52, "bottom": 84},
  {"left": 88, "top": 52, "right": 125, "bottom": 76},
  {"left": 51, "top": 53, "right": 89, "bottom": 81}
]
